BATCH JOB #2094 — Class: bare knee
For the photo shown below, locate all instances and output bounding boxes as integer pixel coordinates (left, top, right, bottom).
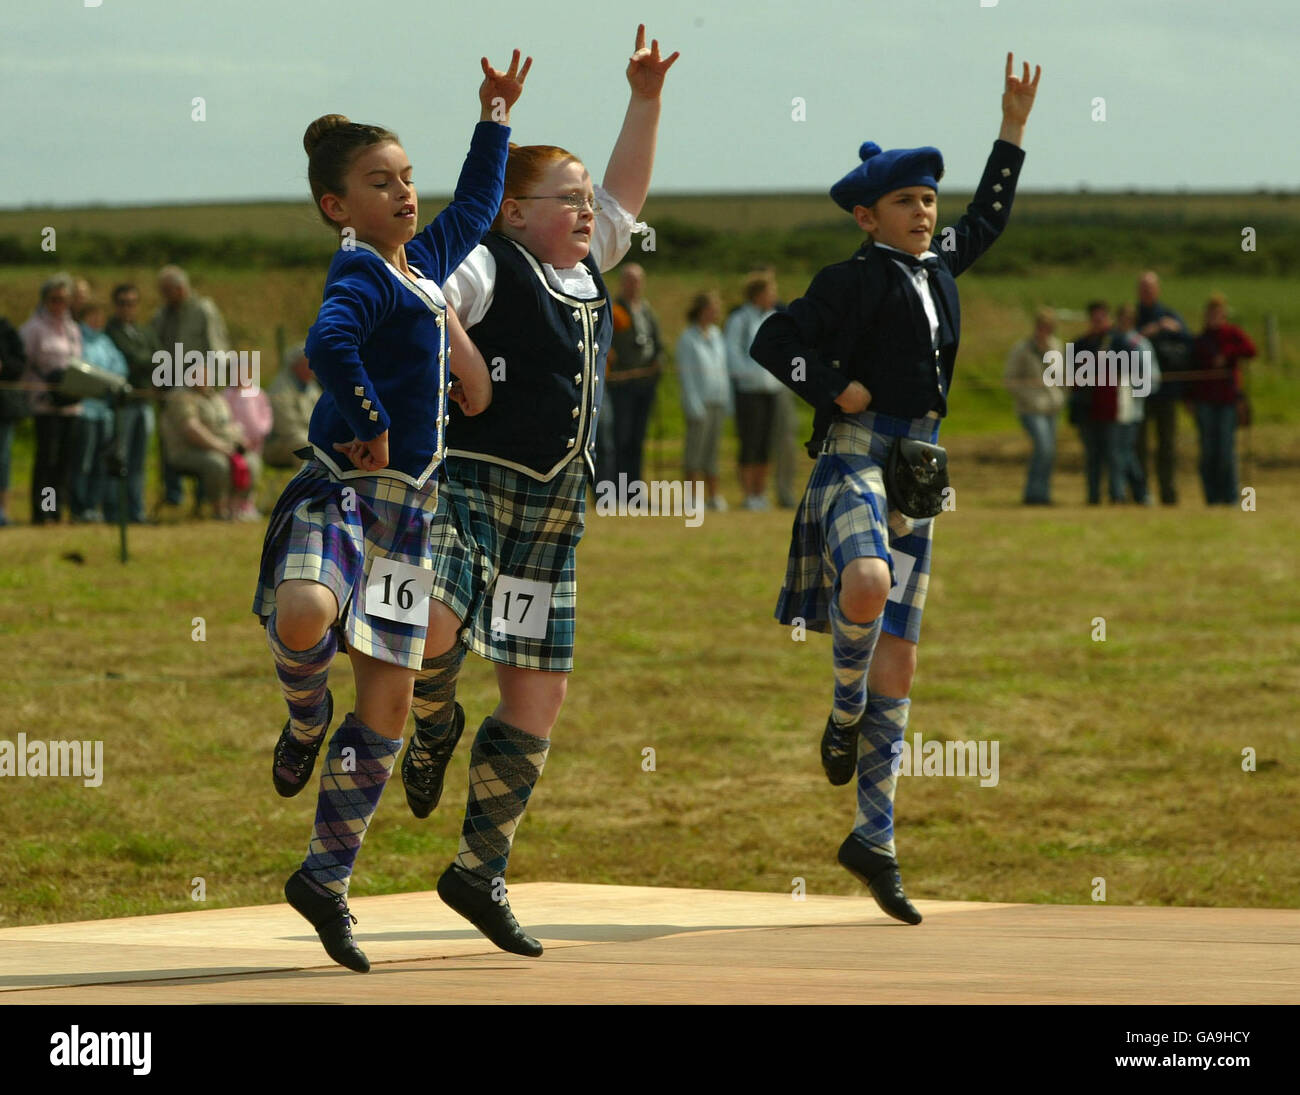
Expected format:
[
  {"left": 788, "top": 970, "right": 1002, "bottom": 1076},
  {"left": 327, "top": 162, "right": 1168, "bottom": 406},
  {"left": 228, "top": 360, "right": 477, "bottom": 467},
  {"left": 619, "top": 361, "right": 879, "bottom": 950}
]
[
  {"left": 273, "top": 580, "right": 338, "bottom": 650},
  {"left": 424, "top": 598, "right": 464, "bottom": 658},
  {"left": 839, "top": 558, "right": 891, "bottom": 624},
  {"left": 496, "top": 668, "right": 567, "bottom": 736}
]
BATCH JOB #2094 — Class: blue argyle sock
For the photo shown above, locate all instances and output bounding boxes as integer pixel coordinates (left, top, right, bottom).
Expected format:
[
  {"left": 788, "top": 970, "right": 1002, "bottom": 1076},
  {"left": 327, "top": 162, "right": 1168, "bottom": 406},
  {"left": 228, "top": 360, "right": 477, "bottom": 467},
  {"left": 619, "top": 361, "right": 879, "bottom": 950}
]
[
  {"left": 829, "top": 591, "right": 882, "bottom": 727},
  {"left": 851, "top": 694, "right": 910, "bottom": 859},
  {"left": 267, "top": 609, "right": 336, "bottom": 745},
  {"left": 302, "top": 714, "right": 402, "bottom": 896}
]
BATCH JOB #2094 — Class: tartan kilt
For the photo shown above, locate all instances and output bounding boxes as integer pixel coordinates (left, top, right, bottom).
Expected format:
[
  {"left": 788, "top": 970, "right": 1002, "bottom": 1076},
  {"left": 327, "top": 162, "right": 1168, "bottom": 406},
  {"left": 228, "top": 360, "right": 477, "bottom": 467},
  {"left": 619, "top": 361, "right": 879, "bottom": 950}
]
[
  {"left": 252, "top": 455, "right": 473, "bottom": 670},
  {"left": 776, "top": 412, "right": 941, "bottom": 644},
  {"left": 435, "top": 454, "right": 586, "bottom": 672}
]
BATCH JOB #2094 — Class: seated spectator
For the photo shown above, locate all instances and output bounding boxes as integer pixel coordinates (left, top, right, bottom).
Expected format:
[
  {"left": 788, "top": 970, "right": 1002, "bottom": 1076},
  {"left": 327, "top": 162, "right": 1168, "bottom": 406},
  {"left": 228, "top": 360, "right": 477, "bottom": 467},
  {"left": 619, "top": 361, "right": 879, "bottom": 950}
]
[
  {"left": 1003, "top": 308, "right": 1064, "bottom": 505},
  {"left": 1191, "top": 293, "right": 1256, "bottom": 506},
  {"left": 160, "top": 384, "right": 260, "bottom": 520},
  {"left": 71, "top": 299, "right": 129, "bottom": 523},
  {"left": 224, "top": 371, "right": 272, "bottom": 520},
  {"left": 263, "top": 344, "right": 321, "bottom": 467},
  {"left": 20, "top": 273, "right": 82, "bottom": 525},
  {"left": 676, "top": 291, "right": 731, "bottom": 512}
]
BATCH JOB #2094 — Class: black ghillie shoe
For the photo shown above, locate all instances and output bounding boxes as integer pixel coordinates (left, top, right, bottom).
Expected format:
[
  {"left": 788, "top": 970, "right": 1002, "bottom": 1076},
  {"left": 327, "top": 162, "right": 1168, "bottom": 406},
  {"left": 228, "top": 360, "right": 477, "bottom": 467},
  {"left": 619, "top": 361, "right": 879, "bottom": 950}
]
[
  {"left": 272, "top": 690, "right": 333, "bottom": 798},
  {"left": 284, "top": 869, "right": 371, "bottom": 972},
  {"left": 436, "top": 864, "right": 543, "bottom": 957},
  {"left": 401, "top": 702, "right": 466, "bottom": 819},
  {"left": 820, "top": 713, "right": 858, "bottom": 786},
  {"left": 837, "top": 834, "right": 923, "bottom": 925}
]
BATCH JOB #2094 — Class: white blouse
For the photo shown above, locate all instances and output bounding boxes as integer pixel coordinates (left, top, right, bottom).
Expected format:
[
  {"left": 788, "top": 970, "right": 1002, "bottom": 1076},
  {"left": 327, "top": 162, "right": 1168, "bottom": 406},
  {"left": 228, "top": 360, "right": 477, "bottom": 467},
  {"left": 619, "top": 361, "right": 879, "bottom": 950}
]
[{"left": 443, "top": 184, "right": 644, "bottom": 328}]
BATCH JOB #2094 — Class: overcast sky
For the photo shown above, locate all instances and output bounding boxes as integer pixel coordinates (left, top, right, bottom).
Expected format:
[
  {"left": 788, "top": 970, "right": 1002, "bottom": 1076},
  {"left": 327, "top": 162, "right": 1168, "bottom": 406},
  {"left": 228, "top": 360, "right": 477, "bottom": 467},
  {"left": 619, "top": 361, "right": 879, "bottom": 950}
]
[{"left": 6, "top": 0, "right": 1296, "bottom": 207}]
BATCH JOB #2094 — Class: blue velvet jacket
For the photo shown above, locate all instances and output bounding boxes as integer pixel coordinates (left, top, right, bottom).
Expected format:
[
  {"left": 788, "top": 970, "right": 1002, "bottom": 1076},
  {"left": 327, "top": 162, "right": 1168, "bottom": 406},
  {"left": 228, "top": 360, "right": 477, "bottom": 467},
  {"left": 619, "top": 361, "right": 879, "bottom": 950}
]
[{"left": 305, "top": 121, "right": 509, "bottom": 487}]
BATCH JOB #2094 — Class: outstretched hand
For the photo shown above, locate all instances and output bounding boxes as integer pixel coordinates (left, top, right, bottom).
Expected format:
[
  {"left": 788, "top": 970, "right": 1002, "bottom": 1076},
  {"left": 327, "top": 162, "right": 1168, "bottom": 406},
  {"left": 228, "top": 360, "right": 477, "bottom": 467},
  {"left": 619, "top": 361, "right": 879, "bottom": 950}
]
[
  {"left": 1002, "top": 51, "right": 1041, "bottom": 126},
  {"left": 480, "top": 49, "right": 533, "bottom": 122},
  {"left": 626, "top": 23, "right": 679, "bottom": 100}
]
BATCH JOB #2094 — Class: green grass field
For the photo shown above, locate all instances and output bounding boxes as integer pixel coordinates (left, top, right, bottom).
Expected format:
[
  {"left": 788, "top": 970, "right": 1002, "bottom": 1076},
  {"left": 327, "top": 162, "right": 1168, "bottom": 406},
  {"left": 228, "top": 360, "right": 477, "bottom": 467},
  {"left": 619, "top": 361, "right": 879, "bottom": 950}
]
[
  {"left": 1, "top": 432, "right": 1297, "bottom": 927},
  {"left": 1, "top": 193, "right": 1298, "bottom": 927}
]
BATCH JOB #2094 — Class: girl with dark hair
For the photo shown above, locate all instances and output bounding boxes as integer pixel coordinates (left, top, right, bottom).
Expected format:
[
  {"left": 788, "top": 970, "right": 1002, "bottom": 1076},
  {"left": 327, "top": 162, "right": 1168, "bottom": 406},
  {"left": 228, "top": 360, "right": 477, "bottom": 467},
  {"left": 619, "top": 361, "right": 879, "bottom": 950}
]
[{"left": 251, "top": 52, "right": 529, "bottom": 972}]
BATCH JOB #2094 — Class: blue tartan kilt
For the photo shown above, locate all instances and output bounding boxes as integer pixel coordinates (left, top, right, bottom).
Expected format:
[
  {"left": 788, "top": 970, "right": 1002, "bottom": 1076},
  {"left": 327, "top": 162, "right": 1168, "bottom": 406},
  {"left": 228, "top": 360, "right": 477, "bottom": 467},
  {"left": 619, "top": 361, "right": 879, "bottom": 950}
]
[
  {"left": 435, "top": 454, "right": 586, "bottom": 673},
  {"left": 252, "top": 455, "right": 474, "bottom": 670},
  {"left": 776, "top": 411, "right": 941, "bottom": 644}
]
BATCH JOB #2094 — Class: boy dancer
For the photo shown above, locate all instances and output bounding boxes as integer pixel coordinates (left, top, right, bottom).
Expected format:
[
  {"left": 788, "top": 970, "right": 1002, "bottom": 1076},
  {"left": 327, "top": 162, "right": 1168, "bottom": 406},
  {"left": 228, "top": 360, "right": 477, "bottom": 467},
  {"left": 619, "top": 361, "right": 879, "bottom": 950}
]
[{"left": 750, "top": 54, "right": 1040, "bottom": 923}]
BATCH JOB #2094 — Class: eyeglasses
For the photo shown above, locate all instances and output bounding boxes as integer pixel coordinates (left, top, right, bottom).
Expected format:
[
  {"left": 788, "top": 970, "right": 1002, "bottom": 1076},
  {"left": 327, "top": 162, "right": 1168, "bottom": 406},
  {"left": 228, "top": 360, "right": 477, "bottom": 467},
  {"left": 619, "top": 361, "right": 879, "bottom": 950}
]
[{"left": 515, "top": 193, "right": 601, "bottom": 214}]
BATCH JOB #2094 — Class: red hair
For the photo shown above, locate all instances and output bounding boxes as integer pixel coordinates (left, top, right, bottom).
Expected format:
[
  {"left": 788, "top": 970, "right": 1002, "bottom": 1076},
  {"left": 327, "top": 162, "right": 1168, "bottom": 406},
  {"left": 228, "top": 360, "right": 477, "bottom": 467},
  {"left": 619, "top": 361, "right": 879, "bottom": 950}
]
[{"left": 492, "top": 144, "right": 583, "bottom": 232}]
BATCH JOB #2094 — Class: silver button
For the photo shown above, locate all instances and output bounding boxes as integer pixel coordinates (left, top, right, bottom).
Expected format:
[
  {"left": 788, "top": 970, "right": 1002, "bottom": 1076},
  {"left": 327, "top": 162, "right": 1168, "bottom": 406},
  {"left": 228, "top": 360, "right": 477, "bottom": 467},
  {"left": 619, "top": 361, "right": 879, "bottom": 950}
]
[
  {"left": 443, "top": 414, "right": 451, "bottom": 425},
  {"left": 992, "top": 201, "right": 1003, "bottom": 212},
  {"left": 572, "top": 308, "right": 582, "bottom": 321},
  {"left": 571, "top": 406, "right": 579, "bottom": 418},
  {"left": 577, "top": 340, "right": 584, "bottom": 352},
  {"left": 566, "top": 437, "right": 576, "bottom": 448},
  {"left": 574, "top": 373, "right": 582, "bottom": 384},
  {"left": 1001, "top": 167, "right": 1011, "bottom": 177},
  {"left": 992, "top": 183, "right": 1003, "bottom": 193}
]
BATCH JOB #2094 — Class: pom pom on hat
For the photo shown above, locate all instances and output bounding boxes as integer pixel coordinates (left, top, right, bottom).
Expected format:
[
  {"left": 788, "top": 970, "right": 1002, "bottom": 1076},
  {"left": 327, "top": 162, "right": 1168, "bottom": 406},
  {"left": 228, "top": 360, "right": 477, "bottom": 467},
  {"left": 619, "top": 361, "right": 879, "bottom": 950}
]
[{"left": 830, "top": 142, "right": 944, "bottom": 213}]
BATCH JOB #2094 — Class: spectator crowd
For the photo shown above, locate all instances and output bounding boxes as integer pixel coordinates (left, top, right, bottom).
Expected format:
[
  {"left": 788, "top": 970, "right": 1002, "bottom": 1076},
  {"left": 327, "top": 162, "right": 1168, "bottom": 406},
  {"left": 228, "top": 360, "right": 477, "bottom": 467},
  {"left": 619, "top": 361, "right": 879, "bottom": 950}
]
[{"left": 0, "top": 266, "right": 321, "bottom": 527}]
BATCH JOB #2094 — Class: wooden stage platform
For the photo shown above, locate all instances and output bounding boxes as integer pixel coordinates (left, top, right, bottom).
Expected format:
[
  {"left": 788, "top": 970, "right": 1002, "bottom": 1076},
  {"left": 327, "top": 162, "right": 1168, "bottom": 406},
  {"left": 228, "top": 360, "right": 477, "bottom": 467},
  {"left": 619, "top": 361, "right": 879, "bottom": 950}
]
[{"left": 2, "top": 884, "right": 1295, "bottom": 1004}]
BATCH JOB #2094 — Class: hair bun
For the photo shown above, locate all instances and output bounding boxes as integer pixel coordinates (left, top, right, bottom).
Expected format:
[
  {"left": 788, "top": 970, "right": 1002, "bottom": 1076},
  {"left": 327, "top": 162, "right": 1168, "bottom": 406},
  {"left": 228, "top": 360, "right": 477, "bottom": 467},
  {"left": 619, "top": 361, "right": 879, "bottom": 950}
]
[
  {"left": 304, "top": 114, "right": 351, "bottom": 156},
  {"left": 858, "top": 141, "right": 882, "bottom": 162}
]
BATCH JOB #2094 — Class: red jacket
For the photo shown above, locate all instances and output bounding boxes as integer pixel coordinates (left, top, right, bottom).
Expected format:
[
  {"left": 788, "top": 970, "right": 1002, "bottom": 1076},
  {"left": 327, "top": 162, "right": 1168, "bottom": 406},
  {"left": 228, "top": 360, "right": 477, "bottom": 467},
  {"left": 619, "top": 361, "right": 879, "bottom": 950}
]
[{"left": 1192, "top": 323, "right": 1256, "bottom": 405}]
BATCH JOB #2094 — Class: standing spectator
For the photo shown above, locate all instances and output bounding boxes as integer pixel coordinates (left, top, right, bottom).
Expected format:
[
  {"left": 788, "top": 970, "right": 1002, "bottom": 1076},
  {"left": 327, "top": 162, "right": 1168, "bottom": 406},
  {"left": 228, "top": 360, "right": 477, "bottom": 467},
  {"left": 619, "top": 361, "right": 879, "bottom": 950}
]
[
  {"left": 160, "top": 384, "right": 259, "bottom": 520},
  {"left": 1003, "top": 307, "right": 1064, "bottom": 505},
  {"left": 1191, "top": 293, "right": 1256, "bottom": 506},
  {"left": 1114, "top": 304, "right": 1160, "bottom": 504},
  {"left": 1136, "top": 270, "right": 1192, "bottom": 505},
  {"left": 19, "top": 273, "right": 83, "bottom": 525},
  {"left": 725, "top": 271, "right": 783, "bottom": 510},
  {"left": 71, "top": 299, "right": 128, "bottom": 522},
  {"left": 264, "top": 344, "right": 322, "bottom": 468},
  {"left": 606, "top": 263, "right": 663, "bottom": 486},
  {"left": 104, "top": 283, "right": 159, "bottom": 524},
  {"left": 676, "top": 290, "right": 731, "bottom": 511},
  {"left": 1071, "top": 301, "right": 1124, "bottom": 505},
  {"left": 224, "top": 371, "right": 272, "bottom": 520},
  {"left": 0, "top": 314, "right": 29, "bottom": 526},
  {"left": 153, "top": 265, "right": 230, "bottom": 507}
]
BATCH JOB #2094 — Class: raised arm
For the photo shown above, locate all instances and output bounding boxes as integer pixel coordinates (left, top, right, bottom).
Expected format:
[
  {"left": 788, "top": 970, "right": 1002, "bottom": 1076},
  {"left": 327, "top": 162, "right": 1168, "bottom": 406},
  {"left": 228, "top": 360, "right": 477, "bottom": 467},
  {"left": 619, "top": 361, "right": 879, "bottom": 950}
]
[
  {"left": 411, "top": 51, "right": 531, "bottom": 281},
  {"left": 998, "top": 51, "right": 1041, "bottom": 148},
  {"left": 935, "top": 54, "right": 1040, "bottom": 279},
  {"left": 601, "top": 25, "right": 679, "bottom": 219}
]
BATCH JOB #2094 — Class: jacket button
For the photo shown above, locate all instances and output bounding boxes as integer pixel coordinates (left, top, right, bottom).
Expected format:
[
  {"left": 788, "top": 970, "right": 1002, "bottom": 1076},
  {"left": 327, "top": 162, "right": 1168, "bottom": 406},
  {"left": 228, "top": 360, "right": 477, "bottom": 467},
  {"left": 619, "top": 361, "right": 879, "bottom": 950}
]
[
  {"left": 571, "top": 406, "right": 579, "bottom": 418},
  {"left": 443, "top": 414, "right": 451, "bottom": 425},
  {"left": 354, "top": 385, "right": 364, "bottom": 396},
  {"left": 572, "top": 308, "right": 582, "bottom": 321},
  {"left": 566, "top": 437, "right": 576, "bottom": 448},
  {"left": 577, "top": 340, "right": 584, "bottom": 352},
  {"left": 574, "top": 373, "right": 582, "bottom": 384}
]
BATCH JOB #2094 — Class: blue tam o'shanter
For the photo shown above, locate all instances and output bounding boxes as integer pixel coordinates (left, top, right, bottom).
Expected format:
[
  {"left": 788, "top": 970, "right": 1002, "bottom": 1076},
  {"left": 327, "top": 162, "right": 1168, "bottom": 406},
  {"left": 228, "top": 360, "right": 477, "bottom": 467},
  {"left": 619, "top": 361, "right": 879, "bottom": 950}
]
[{"left": 830, "top": 142, "right": 945, "bottom": 212}]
